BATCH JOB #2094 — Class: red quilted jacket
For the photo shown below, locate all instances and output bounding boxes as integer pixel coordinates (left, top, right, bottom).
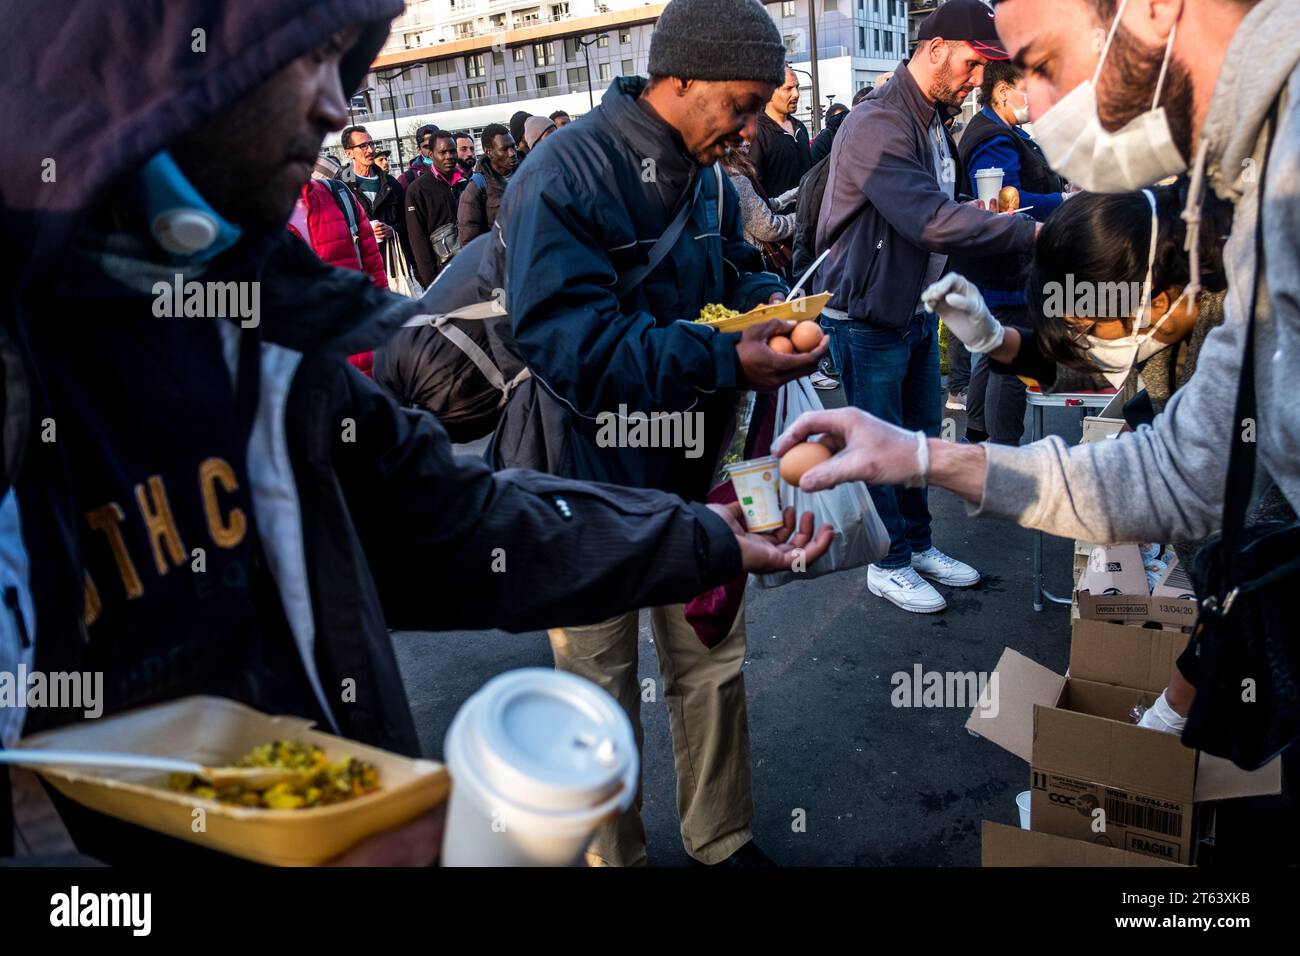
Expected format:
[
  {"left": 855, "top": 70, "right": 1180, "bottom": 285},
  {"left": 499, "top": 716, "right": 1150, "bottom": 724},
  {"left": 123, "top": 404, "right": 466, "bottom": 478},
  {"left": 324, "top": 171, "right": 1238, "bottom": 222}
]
[{"left": 290, "top": 180, "right": 388, "bottom": 375}]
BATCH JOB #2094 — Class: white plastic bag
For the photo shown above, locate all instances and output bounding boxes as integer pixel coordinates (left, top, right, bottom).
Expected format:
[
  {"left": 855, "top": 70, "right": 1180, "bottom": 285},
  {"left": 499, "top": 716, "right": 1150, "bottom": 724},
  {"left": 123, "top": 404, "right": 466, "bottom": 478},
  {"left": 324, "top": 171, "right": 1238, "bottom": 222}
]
[
  {"left": 383, "top": 238, "right": 425, "bottom": 299},
  {"left": 755, "top": 377, "right": 889, "bottom": 588}
]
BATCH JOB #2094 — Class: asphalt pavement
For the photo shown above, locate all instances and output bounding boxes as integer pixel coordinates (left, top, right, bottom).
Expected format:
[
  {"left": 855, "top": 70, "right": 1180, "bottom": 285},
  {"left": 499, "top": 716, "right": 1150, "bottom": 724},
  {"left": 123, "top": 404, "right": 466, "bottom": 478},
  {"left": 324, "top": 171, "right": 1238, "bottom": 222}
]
[{"left": 393, "top": 381, "right": 1084, "bottom": 866}]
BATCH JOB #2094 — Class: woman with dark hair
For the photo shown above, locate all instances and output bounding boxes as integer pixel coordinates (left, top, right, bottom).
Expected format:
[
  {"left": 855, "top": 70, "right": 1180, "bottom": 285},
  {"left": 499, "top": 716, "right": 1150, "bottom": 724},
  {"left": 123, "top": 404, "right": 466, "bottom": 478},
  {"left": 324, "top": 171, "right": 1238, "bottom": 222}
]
[
  {"left": 945, "top": 59, "right": 1070, "bottom": 437},
  {"left": 718, "top": 145, "right": 796, "bottom": 275},
  {"left": 928, "top": 180, "right": 1233, "bottom": 431}
]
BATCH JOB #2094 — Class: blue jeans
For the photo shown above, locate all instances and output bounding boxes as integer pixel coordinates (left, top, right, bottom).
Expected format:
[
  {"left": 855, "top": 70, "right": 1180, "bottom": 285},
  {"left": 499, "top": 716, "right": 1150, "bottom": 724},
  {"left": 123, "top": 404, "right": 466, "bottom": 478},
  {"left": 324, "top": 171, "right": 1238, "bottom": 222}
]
[
  {"left": 834, "top": 313, "right": 941, "bottom": 569},
  {"left": 819, "top": 316, "right": 842, "bottom": 371}
]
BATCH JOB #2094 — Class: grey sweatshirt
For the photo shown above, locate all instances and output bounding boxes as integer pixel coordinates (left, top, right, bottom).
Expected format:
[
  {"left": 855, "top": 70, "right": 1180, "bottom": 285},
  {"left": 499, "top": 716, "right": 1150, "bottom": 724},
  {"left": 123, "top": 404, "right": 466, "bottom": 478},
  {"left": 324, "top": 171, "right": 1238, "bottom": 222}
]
[
  {"left": 727, "top": 171, "right": 795, "bottom": 246},
  {"left": 973, "top": 0, "right": 1300, "bottom": 544}
]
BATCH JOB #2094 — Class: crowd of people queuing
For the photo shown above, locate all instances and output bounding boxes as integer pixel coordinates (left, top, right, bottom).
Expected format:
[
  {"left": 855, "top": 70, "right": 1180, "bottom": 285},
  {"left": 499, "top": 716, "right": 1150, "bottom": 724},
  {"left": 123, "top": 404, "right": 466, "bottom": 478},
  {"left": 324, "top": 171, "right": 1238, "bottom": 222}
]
[{"left": 0, "top": 0, "right": 1296, "bottom": 868}]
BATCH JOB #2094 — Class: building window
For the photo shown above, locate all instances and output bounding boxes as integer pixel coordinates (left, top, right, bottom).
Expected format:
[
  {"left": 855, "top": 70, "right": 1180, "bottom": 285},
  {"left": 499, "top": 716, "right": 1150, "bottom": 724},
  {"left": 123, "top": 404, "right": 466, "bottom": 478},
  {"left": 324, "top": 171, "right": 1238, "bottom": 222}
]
[
  {"left": 431, "top": 88, "right": 443, "bottom": 104},
  {"left": 492, "top": 50, "right": 504, "bottom": 66},
  {"left": 516, "top": 75, "right": 528, "bottom": 92},
  {"left": 567, "top": 66, "right": 585, "bottom": 86},
  {"left": 404, "top": 93, "right": 416, "bottom": 108},
  {"left": 467, "top": 82, "right": 486, "bottom": 102},
  {"left": 496, "top": 78, "right": 508, "bottom": 96},
  {"left": 448, "top": 86, "right": 460, "bottom": 102},
  {"left": 858, "top": 26, "right": 866, "bottom": 52},
  {"left": 824, "top": 0, "right": 837, "bottom": 10},
  {"left": 873, "top": 0, "right": 879, "bottom": 11},
  {"left": 513, "top": 48, "right": 525, "bottom": 62},
  {"left": 884, "top": 31, "right": 893, "bottom": 53},
  {"left": 563, "top": 37, "right": 580, "bottom": 59},
  {"left": 857, "top": 0, "right": 863, "bottom": 10},
  {"left": 781, "top": 1, "right": 795, "bottom": 15},
  {"left": 534, "top": 41, "right": 556, "bottom": 66},
  {"left": 597, "top": 34, "right": 608, "bottom": 48},
  {"left": 620, "top": 30, "right": 630, "bottom": 43},
  {"left": 598, "top": 62, "right": 611, "bottom": 81},
  {"left": 465, "top": 53, "right": 485, "bottom": 78},
  {"left": 380, "top": 95, "right": 395, "bottom": 112},
  {"left": 874, "top": 28, "right": 880, "bottom": 51},
  {"left": 551, "top": 2, "right": 569, "bottom": 17},
  {"left": 783, "top": 33, "right": 801, "bottom": 55},
  {"left": 537, "top": 71, "right": 557, "bottom": 89},
  {"left": 622, "top": 58, "right": 635, "bottom": 75}
]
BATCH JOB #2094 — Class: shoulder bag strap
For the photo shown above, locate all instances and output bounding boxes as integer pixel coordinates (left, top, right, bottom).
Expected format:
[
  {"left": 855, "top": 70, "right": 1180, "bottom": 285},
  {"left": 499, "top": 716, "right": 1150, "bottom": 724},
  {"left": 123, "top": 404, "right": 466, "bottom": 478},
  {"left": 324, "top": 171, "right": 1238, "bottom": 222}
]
[
  {"left": 1217, "top": 105, "right": 1276, "bottom": 584},
  {"left": 325, "top": 178, "right": 364, "bottom": 268},
  {"left": 612, "top": 170, "right": 705, "bottom": 300}
]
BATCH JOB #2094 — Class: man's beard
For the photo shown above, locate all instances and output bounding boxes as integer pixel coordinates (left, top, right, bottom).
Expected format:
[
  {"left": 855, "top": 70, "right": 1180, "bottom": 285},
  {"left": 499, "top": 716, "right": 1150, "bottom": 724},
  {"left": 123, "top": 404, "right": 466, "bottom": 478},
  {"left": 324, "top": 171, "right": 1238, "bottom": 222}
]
[
  {"left": 1096, "top": 24, "right": 1195, "bottom": 162},
  {"left": 929, "top": 54, "right": 967, "bottom": 108}
]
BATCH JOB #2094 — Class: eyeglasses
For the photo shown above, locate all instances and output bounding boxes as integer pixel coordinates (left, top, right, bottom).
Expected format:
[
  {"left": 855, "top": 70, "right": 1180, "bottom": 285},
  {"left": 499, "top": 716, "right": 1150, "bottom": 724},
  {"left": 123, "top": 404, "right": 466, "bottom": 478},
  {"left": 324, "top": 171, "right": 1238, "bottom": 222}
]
[{"left": 349, "top": 142, "right": 376, "bottom": 152}]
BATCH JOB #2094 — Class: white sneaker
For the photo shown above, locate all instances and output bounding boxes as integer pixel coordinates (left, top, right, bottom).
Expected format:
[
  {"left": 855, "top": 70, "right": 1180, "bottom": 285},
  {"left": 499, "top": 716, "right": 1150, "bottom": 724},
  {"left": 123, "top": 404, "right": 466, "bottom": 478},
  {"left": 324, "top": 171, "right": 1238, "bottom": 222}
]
[
  {"left": 867, "top": 564, "right": 947, "bottom": 614},
  {"left": 910, "top": 547, "right": 981, "bottom": 587}
]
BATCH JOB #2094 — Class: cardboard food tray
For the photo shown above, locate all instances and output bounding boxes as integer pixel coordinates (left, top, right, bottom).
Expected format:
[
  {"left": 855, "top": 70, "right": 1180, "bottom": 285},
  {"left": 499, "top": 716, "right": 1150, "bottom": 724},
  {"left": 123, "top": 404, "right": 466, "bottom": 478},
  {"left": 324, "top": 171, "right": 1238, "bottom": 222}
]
[
  {"left": 13, "top": 695, "right": 449, "bottom": 866},
  {"left": 695, "top": 291, "right": 833, "bottom": 332}
]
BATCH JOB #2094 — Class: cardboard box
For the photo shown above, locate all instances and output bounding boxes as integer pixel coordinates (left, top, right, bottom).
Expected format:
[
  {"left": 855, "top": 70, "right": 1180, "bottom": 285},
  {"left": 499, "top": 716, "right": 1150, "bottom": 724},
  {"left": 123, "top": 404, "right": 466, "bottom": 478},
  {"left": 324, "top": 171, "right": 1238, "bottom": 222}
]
[
  {"left": 966, "top": 620, "right": 1281, "bottom": 864},
  {"left": 982, "top": 821, "right": 1185, "bottom": 867},
  {"left": 1076, "top": 544, "right": 1197, "bottom": 629}
]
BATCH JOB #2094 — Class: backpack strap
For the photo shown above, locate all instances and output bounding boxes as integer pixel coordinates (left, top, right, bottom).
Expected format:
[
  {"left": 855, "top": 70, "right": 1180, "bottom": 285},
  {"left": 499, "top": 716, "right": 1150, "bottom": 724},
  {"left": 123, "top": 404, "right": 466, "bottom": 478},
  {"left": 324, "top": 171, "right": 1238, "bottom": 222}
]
[
  {"left": 324, "top": 178, "right": 363, "bottom": 268},
  {"left": 402, "top": 305, "right": 532, "bottom": 406}
]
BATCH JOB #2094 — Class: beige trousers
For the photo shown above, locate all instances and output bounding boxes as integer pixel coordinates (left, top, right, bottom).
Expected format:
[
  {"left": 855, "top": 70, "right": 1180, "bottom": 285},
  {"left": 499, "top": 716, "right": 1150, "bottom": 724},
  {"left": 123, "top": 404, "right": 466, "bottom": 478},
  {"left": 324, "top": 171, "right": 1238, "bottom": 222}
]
[{"left": 547, "top": 603, "right": 753, "bottom": 866}]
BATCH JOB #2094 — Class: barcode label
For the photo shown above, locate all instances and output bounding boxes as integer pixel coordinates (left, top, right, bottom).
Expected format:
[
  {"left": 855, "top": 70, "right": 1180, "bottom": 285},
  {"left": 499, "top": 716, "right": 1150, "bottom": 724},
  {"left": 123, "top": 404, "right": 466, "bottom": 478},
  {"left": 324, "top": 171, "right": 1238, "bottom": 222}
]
[
  {"left": 1165, "top": 562, "right": 1193, "bottom": 590},
  {"left": 1105, "top": 795, "right": 1183, "bottom": 836}
]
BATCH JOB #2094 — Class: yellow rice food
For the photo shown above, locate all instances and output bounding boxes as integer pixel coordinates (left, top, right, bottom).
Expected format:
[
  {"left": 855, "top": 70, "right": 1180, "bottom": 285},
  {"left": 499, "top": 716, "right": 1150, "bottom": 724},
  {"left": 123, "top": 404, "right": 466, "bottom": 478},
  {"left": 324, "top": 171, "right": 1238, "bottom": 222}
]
[{"left": 166, "top": 739, "right": 380, "bottom": 810}]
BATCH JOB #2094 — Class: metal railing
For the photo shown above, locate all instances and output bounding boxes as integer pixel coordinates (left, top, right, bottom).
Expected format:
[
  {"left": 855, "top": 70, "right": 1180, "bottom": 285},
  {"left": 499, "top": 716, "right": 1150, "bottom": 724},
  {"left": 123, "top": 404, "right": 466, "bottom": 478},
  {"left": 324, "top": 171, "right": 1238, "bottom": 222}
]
[{"left": 368, "top": 78, "right": 604, "bottom": 120}]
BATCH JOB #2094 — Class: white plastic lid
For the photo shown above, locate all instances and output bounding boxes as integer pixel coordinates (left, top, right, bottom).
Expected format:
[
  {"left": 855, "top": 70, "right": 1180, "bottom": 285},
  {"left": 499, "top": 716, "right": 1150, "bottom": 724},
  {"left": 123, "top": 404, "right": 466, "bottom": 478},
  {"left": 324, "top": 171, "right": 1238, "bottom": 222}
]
[
  {"left": 460, "top": 669, "right": 634, "bottom": 813},
  {"left": 152, "top": 209, "right": 219, "bottom": 255}
]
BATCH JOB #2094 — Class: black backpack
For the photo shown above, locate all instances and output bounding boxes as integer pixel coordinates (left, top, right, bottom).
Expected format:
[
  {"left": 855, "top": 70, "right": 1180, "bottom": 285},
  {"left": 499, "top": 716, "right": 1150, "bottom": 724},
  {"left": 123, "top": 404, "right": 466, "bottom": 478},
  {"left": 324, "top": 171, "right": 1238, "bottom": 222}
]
[
  {"left": 373, "top": 234, "right": 530, "bottom": 443},
  {"left": 790, "top": 155, "right": 831, "bottom": 280}
]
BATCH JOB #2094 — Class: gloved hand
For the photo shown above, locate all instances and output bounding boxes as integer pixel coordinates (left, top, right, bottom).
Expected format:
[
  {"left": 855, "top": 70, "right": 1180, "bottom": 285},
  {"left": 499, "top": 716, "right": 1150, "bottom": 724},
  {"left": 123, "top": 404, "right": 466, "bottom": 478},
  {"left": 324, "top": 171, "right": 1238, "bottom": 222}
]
[
  {"left": 1137, "top": 690, "right": 1187, "bottom": 735},
  {"left": 921, "top": 273, "right": 1005, "bottom": 354}
]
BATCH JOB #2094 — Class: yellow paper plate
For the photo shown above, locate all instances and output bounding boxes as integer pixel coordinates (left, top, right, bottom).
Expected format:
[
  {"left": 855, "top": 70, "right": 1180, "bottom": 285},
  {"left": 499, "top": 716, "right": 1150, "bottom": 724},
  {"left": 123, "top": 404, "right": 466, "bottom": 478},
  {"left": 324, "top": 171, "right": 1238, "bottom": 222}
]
[
  {"left": 15, "top": 696, "right": 450, "bottom": 866},
  {"left": 695, "top": 291, "right": 833, "bottom": 332}
]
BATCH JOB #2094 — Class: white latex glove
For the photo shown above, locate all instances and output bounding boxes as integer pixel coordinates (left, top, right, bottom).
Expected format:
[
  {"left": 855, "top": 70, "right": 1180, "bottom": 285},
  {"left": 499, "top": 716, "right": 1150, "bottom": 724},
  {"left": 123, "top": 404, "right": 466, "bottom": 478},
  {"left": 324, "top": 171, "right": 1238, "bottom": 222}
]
[
  {"left": 1137, "top": 690, "right": 1187, "bottom": 735},
  {"left": 772, "top": 407, "right": 929, "bottom": 491},
  {"left": 772, "top": 186, "right": 799, "bottom": 210},
  {"left": 921, "top": 273, "right": 1005, "bottom": 354}
]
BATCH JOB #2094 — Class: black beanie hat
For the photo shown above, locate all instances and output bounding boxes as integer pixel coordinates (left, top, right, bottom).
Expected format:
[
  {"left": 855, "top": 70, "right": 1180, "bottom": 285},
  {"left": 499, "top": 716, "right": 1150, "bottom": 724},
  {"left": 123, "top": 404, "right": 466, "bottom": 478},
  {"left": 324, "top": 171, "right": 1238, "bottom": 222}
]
[
  {"left": 509, "top": 111, "right": 532, "bottom": 147},
  {"left": 648, "top": 0, "right": 786, "bottom": 85}
]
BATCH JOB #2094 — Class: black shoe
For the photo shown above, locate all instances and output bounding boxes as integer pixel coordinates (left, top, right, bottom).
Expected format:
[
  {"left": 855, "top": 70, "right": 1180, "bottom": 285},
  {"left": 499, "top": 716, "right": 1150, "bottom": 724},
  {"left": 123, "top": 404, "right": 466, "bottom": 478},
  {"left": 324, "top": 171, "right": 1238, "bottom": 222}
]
[{"left": 691, "top": 841, "right": 777, "bottom": 867}]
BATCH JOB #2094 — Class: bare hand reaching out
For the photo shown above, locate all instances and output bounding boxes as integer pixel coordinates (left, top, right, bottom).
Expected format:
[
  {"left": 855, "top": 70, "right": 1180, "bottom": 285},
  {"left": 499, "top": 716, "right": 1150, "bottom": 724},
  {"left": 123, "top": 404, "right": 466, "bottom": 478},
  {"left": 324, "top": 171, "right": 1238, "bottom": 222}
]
[{"left": 708, "top": 502, "right": 834, "bottom": 574}]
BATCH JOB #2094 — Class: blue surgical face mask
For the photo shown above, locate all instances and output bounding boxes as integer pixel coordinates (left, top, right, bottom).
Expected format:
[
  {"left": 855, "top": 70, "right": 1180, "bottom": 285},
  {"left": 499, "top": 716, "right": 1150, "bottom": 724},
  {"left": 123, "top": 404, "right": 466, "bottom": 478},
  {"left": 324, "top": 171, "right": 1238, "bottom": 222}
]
[{"left": 135, "top": 151, "right": 242, "bottom": 264}]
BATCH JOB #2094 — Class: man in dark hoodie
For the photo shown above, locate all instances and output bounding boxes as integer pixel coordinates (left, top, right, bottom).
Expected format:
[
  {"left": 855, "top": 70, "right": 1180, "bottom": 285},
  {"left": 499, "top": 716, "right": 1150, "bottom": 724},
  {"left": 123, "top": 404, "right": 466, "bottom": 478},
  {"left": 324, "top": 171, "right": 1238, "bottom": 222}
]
[
  {"left": 0, "top": 0, "right": 829, "bottom": 865},
  {"left": 492, "top": 0, "right": 828, "bottom": 869},
  {"left": 509, "top": 110, "right": 532, "bottom": 161}
]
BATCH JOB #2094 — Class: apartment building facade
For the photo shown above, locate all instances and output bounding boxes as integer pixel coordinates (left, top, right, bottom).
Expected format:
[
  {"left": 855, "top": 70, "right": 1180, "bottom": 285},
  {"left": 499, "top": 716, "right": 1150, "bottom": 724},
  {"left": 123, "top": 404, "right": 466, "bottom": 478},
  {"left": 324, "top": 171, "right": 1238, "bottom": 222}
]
[{"left": 328, "top": 0, "right": 916, "bottom": 161}]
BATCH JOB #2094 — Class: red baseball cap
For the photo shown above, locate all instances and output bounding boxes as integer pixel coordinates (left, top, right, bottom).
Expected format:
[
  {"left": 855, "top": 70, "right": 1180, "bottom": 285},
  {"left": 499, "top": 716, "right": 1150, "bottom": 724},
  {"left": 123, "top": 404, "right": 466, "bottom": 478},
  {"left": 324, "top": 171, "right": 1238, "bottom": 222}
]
[{"left": 915, "top": 0, "right": 1009, "bottom": 61}]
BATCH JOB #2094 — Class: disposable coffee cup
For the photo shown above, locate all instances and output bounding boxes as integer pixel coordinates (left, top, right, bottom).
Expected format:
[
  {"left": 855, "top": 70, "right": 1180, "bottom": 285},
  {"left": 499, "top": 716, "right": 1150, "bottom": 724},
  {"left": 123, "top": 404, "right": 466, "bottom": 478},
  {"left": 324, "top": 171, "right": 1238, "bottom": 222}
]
[
  {"left": 442, "top": 668, "right": 638, "bottom": 867},
  {"left": 724, "top": 456, "right": 783, "bottom": 532},
  {"left": 1016, "top": 790, "right": 1031, "bottom": 830},
  {"left": 974, "top": 167, "right": 1004, "bottom": 206}
]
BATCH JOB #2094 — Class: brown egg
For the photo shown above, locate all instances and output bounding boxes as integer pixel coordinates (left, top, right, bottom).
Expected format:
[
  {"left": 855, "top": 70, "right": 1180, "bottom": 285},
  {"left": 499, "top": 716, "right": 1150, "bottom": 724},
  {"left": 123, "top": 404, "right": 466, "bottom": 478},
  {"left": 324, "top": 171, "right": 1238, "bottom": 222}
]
[
  {"left": 998, "top": 186, "right": 1020, "bottom": 212},
  {"left": 768, "top": 334, "right": 794, "bottom": 354},
  {"left": 790, "top": 321, "right": 824, "bottom": 353},
  {"left": 779, "top": 441, "right": 832, "bottom": 485}
]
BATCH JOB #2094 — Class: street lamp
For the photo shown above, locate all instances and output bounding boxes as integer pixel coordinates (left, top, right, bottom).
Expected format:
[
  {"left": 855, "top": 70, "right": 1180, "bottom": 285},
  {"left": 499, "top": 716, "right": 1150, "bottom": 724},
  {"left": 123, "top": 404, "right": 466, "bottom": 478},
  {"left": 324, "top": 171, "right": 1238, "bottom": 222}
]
[
  {"left": 349, "top": 86, "right": 374, "bottom": 125},
  {"left": 375, "top": 64, "right": 421, "bottom": 168},
  {"left": 806, "top": 0, "right": 821, "bottom": 135},
  {"left": 577, "top": 34, "right": 608, "bottom": 112}
]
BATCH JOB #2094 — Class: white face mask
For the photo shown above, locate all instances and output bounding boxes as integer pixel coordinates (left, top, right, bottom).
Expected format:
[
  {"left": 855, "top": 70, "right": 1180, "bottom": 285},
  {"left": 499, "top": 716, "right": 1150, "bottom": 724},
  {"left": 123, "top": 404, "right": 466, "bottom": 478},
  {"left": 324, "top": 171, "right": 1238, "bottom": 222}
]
[
  {"left": 1005, "top": 87, "right": 1030, "bottom": 125},
  {"left": 1084, "top": 189, "right": 1176, "bottom": 388},
  {"left": 1032, "top": 0, "right": 1187, "bottom": 193}
]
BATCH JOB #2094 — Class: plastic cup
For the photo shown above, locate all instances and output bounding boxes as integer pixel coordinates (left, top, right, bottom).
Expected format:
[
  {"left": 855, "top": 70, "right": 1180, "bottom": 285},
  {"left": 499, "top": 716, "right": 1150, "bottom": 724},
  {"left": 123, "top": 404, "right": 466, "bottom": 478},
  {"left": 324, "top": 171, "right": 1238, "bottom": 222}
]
[
  {"left": 441, "top": 668, "right": 638, "bottom": 867},
  {"left": 974, "top": 167, "right": 1005, "bottom": 206},
  {"left": 724, "top": 456, "right": 783, "bottom": 532},
  {"left": 1016, "top": 790, "right": 1032, "bottom": 830}
]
